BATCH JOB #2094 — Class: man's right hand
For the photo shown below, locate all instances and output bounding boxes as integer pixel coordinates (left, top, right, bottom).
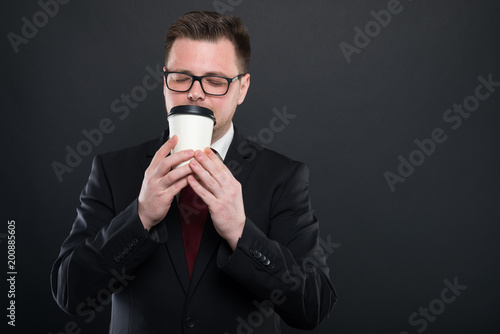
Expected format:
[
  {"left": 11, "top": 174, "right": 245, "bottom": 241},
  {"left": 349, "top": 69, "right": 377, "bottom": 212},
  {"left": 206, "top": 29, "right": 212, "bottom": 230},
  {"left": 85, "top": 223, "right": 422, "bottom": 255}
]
[{"left": 138, "top": 135, "right": 194, "bottom": 230}]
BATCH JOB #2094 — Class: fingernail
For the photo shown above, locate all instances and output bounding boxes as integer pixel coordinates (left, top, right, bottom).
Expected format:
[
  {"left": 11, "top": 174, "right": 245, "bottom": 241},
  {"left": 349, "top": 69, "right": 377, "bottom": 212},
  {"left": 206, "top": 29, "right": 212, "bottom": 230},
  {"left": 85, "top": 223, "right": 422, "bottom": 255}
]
[
  {"left": 195, "top": 150, "right": 203, "bottom": 159},
  {"left": 190, "top": 159, "right": 198, "bottom": 166},
  {"left": 204, "top": 147, "right": 212, "bottom": 155}
]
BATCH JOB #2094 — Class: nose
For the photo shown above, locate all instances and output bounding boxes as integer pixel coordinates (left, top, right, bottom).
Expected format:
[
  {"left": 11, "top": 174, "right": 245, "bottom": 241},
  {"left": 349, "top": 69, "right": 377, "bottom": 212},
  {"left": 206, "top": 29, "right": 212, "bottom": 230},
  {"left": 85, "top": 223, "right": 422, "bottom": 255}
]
[{"left": 188, "top": 79, "right": 205, "bottom": 101}]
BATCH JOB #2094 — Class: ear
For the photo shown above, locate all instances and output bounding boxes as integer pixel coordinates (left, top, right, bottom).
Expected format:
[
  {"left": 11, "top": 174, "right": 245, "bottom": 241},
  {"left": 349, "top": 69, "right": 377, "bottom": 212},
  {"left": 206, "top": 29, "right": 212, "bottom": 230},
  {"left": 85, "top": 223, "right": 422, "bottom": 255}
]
[{"left": 237, "top": 73, "right": 250, "bottom": 105}]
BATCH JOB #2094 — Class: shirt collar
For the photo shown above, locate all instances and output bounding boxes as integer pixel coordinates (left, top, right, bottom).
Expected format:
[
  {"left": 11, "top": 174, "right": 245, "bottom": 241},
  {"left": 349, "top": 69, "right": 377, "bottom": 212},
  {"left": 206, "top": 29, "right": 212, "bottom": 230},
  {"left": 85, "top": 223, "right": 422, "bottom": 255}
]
[{"left": 211, "top": 123, "right": 234, "bottom": 161}]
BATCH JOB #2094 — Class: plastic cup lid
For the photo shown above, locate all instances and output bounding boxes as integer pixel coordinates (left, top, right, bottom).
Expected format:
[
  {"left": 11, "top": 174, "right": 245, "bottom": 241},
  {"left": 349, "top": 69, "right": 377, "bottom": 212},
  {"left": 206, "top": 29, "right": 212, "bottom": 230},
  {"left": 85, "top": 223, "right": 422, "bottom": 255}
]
[{"left": 167, "top": 105, "right": 216, "bottom": 124}]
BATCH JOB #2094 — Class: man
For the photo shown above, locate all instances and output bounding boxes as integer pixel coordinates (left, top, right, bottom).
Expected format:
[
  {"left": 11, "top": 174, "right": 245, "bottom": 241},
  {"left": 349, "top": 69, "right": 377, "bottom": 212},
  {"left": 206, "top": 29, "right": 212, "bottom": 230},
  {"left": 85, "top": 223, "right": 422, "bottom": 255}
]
[{"left": 51, "top": 10, "right": 337, "bottom": 333}]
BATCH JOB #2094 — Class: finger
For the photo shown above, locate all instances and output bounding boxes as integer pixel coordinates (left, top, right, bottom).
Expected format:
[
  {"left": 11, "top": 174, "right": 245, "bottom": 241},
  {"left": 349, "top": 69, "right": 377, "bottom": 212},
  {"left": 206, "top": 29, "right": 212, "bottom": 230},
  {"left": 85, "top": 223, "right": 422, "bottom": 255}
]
[
  {"left": 204, "top": 147, "right": 224, "bottom": 167},
  {"left": 164, "top": 175, "right": 190, "bottom": 197},
  {"left": 195, "top": 150, "right": 223, "bottom": 178},
  {"left": 149, "top": 135, "right": 178, "bottom": 171},
  {"left": 158, "top": 162, "right": 193, "bottom": 189},
  {"left": 155, "top": 149, "right": 194, "bottom": 177},
  {"left": 197, "top": 148, "right": 229, "bottom": 186},
  {"left": 189, "top": 152, "right": 223, "bottom": 197},
  {"left": 187, "top": 174, "right": 213, "bottom": 204}
]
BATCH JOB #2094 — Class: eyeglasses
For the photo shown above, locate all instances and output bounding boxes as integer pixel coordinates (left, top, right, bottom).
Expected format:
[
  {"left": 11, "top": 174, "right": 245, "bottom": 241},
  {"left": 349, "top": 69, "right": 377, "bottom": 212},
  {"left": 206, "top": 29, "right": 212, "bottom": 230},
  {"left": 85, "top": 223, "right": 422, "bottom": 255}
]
[{"left": 164, "top": 71, "right": 244, "bottom": 96}]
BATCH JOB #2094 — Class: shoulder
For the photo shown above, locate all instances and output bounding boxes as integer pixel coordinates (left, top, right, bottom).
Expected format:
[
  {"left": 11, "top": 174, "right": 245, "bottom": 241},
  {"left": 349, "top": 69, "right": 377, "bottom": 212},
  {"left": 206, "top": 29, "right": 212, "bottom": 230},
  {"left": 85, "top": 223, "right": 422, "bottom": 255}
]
[
  {"left": 85, "top": 133, "right": 165, "bottom": 197},
  {"left": 97, "top": 131, "right": 165, "bottom": 166},
  {"left": 231, "top": 132, "right": 308, "bottom": 179}
]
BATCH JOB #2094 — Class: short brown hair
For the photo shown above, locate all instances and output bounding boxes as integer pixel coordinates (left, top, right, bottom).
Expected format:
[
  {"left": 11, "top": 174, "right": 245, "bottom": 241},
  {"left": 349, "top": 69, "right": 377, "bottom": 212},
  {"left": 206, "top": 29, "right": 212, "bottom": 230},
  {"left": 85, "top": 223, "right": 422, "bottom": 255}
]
[{"left": 164, "top": 11, "right": 251, "bottom": 73}]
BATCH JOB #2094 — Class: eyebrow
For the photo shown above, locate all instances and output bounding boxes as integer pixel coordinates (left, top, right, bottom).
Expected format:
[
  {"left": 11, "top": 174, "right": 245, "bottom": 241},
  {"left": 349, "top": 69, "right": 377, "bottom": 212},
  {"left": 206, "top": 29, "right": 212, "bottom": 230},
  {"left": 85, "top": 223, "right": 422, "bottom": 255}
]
[{"left": 168, "top": 69, "right": 231, "bottom": 77}]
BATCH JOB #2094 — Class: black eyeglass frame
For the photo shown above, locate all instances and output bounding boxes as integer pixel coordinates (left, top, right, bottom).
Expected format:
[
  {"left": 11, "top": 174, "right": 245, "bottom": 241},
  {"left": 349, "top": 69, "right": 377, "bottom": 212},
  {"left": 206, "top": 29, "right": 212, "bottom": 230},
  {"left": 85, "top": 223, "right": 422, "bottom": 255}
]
[{"left": 164, "top": 71, "right": 245, "bottom": 96}]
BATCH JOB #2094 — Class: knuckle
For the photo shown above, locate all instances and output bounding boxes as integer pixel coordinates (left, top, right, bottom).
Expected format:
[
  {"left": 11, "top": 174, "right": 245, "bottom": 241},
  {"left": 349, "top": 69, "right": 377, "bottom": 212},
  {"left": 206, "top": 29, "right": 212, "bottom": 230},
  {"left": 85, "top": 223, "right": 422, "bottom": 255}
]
[
  {"left": 142, "top": 174, "right": 152, "bottom": 186},
  {"left": 159, "top": 158, "right": 173, "bottom": 172},
  {"left": 211, "top": 165, "right": 223, "bottom": 177},
  {"left": 228, "top": 188, "right": 238, "bottom": 198},
  {"left": 207, "top": 177, "right": 217, "bottom": 188},
  {"left": 163, "top": 171, "right": 175, "bottom": 184},
  {"left": 145, "top": 181, "right": 157, "bottom": 193}
]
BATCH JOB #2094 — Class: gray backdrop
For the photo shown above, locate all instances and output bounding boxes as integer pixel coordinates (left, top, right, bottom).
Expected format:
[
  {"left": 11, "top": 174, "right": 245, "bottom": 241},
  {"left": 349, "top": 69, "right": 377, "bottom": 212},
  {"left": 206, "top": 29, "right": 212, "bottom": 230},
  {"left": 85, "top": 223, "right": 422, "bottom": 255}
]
[{"left": 1, "top": 0, "right": 499, "bottom": 333}]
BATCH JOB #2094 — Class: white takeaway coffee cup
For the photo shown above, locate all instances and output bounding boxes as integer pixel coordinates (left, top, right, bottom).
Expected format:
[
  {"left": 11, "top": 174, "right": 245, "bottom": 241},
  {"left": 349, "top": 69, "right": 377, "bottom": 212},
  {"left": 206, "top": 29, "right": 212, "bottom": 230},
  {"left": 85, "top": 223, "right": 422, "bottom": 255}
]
[{"left": 167, "top": 105, "right": 216, "bottom": 167}]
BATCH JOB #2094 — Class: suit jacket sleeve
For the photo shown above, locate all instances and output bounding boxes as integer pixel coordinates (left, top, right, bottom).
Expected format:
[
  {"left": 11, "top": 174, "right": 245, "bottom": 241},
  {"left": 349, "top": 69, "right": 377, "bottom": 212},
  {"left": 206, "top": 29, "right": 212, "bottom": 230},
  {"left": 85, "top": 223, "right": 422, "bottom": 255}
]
[
  {"left": 51, "top": 154, "right": 167, "bottom": 315},
  {"left": 216, "top": 160, "right": 337, "bottom": 329}
]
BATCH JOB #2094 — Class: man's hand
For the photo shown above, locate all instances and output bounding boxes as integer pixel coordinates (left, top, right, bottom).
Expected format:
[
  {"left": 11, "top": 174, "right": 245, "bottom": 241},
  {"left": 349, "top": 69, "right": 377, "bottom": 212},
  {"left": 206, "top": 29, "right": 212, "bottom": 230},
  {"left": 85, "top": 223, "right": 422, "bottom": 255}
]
[
  {"left": 138, "top": 136, "right": 194, "bottom": 230},
  {"left": 187, "top": 147, "right": 246, "bottom": 251}
]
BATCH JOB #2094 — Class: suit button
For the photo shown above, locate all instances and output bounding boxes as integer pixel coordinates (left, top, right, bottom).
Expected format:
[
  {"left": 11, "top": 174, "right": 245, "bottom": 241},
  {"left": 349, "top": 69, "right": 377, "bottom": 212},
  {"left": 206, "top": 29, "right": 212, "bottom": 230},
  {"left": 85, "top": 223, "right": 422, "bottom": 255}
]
[
  {"left": 268, "top": 263, "right": 275, "bottom": 270},
  {"left": 254, "top": 251, "right": 262, "bottom": 259},
  {"left": 249, "top": 248, "right": 257, "bottom": 255},
  {"left": 113, "top": 256, "right": 120, "bottom": 263},
  {"left": 263, "top": 259, "right": 271, "bottom": 266},
  {"left": 185, "top": 317, "right": 195, "bottom": 328},
  {"left": 132, "top": 238, "right": 139, "bottom": 246},
  {"left": 260, "top": 255, "right": 267, "bottom": 262}
]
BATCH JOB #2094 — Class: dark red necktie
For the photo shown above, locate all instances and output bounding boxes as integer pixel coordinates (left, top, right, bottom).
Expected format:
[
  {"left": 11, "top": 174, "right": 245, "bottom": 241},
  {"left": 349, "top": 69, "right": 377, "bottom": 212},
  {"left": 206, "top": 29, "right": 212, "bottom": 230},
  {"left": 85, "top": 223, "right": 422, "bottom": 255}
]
[{"left": 178, "top": 185, "right": 208, "bottom": 278}]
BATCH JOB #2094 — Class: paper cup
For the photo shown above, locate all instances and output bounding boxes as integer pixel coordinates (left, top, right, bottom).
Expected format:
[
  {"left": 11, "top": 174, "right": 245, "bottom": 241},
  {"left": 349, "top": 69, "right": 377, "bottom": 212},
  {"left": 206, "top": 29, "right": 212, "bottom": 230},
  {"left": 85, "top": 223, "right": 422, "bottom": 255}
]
[{"left": 167, "top": 105, "right": 216, "bottom": 167}]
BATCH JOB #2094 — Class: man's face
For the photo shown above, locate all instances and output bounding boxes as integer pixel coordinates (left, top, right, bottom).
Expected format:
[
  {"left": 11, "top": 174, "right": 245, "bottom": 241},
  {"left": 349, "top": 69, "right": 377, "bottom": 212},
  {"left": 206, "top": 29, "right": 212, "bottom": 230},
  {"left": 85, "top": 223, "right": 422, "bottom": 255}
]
[{"left": 164, "top": 37, "right": 250, "bottom": 143}]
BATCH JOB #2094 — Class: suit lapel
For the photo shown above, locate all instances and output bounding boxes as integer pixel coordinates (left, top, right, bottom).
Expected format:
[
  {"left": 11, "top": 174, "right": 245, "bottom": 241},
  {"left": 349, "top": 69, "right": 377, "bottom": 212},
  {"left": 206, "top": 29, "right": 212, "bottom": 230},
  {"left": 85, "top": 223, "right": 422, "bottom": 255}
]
[
  {"left": 187, "top": 217, "right": 220, "bottom": 296},
  {"left": 164, "top": 200, "right": 191, "bottom": 294},
  {"left": 223, "top": 128, "right": 254, "bottom": 186}
]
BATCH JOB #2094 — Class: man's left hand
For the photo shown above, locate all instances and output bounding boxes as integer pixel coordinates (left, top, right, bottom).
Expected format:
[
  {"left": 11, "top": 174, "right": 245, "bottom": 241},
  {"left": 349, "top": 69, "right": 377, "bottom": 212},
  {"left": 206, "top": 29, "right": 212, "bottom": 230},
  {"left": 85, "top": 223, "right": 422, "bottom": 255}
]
[{"left": 188, "top": 148, "right": 245, "bottom": 251}]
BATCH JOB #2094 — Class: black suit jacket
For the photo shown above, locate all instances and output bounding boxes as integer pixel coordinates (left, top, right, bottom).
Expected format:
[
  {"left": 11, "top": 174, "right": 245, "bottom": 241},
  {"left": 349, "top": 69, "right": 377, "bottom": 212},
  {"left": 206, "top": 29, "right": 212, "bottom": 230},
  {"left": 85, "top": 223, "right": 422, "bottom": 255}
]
[{"left": 51, "top": 127, "right": 336, "bottom": 333}]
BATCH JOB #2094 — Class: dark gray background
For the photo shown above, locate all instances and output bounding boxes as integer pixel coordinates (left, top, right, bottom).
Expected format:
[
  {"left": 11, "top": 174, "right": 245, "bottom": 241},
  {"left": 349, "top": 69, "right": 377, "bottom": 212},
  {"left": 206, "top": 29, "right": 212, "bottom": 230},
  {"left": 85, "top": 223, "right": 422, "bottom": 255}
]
[{"left": 1, "top": 0, "right": 499, "bottom": 333}]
